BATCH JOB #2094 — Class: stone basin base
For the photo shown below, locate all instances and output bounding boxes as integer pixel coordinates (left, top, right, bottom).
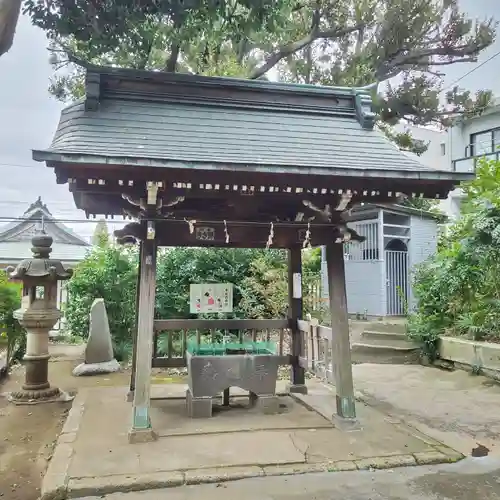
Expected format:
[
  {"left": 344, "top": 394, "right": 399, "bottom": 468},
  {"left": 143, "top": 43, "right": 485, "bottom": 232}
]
[
  {"left": 186, "top": 351, "right": 280, "bottom": 418},
  {"left": 186, "top": 388, "right": 280, "bottom": 418}
]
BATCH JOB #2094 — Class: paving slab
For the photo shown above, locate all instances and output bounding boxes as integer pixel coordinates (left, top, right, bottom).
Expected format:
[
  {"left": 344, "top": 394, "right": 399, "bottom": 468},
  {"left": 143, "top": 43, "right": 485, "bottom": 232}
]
[{"left": 41, "top": 380, "right": 463, "bottom": 500}]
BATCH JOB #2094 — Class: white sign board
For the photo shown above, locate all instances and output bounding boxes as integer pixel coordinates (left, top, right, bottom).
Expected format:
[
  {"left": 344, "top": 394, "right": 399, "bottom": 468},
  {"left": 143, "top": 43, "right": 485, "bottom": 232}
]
[
  {"left": 292, "top": 272, "right": 302, "bottom": 299},
  {"left": 190, "top": 283, "right": 234, "bottom": 314}
]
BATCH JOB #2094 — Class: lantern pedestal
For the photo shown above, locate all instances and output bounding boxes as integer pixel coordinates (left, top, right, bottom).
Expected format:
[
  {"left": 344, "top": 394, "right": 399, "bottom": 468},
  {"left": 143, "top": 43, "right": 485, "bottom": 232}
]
[
  {"left": 9, "top": 302, "right": 61, "bottom": 402},
  {"left": 5, "top": 232, "right": 73, "bottom": 404}
]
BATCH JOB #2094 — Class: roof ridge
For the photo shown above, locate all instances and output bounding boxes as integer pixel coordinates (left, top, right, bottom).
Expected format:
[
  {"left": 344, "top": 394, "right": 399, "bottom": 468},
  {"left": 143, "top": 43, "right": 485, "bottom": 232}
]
[
  {"left": 0, "top": 198, "right": 89, "bottom": 246},
  {"left": 82, "top": 65, "right": 376, "bottom": 129}
]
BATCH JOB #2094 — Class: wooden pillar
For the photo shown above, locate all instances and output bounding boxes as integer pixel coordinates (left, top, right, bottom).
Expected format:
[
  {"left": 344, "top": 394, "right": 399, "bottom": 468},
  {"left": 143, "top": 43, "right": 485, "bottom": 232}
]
[
  {"left": 287, "top": 246, "right": 307, "bottom": 394},
  {"left": 127, "top": 240, "right": 143, "bottom": 401},
  {"left": 129, "top": 235, "right": 157, "bottom": 443},
  {"left": 326, "top": 242, "right": 356, "bottom": 419}
]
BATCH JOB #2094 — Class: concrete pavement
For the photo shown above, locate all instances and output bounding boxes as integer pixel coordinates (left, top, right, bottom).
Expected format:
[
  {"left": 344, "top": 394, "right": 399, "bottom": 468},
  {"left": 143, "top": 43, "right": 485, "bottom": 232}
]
[
  {"left": 351, "top": 364, "right": 500, "bottom": 456},
  {"left": 41, "top": 379, "right": 463, "bottom": 499},
  {"left": 77, "top": 456, "right": 500, "bottom": 500}
]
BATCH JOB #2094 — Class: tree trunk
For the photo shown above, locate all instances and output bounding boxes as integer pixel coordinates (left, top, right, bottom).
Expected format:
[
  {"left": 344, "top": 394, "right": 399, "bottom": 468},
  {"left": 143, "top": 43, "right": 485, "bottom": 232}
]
[{"left": 0, "top": 0, "right": 21, "bottom": 58}]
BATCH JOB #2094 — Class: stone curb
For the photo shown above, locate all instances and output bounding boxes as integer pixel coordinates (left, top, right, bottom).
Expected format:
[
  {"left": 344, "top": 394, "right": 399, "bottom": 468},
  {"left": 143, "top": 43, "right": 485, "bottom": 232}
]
[
  {"left": 40, "top": 392, "right": 87, "bottom": 500},
  {"left": 47, "top": 450, "right": 463, "bottom": 499}
]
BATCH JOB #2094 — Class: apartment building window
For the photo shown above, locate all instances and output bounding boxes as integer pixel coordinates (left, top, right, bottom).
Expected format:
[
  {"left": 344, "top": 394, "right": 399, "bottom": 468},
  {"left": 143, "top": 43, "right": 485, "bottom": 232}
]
[
  {"left": 440, "top": 142, "right": 446, "bottom": 156},
  {"left": 470, "top": 128, "right": 500, "bottom": 156}
]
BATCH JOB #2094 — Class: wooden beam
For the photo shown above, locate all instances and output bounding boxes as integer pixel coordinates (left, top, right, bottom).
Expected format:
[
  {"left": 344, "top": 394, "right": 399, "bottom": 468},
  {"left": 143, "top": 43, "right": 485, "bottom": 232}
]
[
  {"left": 130, "top": 233, "right": 158, "bottom": 442},
  {"left": 114, "top": 220, "right": 364, "bottom": 248},
  {"left": 154, "top": 318, "right": 289, "bottom": 331},
  {"left": 325, "top": 242, "right": 356, "bottom": 419},
  {"left": 288, "top": 247, "right": 307, "bottom": 393},
  {"left": 55, "top": 165, "right": 452, "bottom": 203}
]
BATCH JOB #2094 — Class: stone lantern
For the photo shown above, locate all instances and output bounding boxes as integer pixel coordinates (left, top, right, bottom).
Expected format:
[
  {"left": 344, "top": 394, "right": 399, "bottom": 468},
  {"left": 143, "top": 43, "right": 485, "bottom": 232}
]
[{"left": 6, "top": 231, "right": 73, "bottom": 402}]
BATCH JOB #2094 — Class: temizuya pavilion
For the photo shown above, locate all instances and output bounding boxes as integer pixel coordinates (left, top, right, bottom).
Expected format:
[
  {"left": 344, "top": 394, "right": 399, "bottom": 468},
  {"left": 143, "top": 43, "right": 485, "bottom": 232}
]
[{"left": 33, "top": 64, "right": 472, "bottom": 442}]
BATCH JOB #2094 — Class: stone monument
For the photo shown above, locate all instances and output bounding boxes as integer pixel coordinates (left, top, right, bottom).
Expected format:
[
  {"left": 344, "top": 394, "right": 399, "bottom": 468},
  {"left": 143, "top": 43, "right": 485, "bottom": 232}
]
[
  {"left": 6, "top": 232, "right": 73, "bottom": 403},
  {"left": 72, "top": 298, "right": 121, "bottom": 376}
]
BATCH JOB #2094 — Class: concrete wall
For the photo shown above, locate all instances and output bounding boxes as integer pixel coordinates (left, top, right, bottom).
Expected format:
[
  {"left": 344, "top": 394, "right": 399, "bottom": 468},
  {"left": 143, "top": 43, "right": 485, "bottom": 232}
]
[
  {"left": 439, "top": 336, "right": 500, "bottom": 380},
  {"left": 408, "top": 216, "right": 438, "bottom": 310},
  {"left": 396, "top": 124, "right": 449, "bottom": 171},
  {"left": 444, "top": 105, "right": 500, "bottom": 220},
  {"left": 345, "top": 260, "right": 385, "bottom": 317},
  {"left": 448, "top": 107, "right": 500, "bottom": 164}
]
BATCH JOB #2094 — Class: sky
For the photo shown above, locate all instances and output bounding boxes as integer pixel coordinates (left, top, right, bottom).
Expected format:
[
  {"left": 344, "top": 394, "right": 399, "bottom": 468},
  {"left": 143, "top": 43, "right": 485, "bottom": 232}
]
[{"left": 0, "top": 0, "right": 498, "bottom": 242}]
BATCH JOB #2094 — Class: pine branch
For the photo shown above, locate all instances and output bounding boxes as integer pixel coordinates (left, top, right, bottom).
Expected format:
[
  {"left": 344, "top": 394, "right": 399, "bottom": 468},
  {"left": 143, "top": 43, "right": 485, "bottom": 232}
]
[{"left": 249, "top": 19, "right": 365, "bottom": 80}]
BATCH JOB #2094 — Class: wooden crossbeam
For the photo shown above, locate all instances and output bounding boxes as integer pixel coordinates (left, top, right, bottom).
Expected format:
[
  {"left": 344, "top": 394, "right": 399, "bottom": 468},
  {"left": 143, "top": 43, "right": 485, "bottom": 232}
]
[{"left": 114, "top": 219, "right": 364, "bottom": 249}]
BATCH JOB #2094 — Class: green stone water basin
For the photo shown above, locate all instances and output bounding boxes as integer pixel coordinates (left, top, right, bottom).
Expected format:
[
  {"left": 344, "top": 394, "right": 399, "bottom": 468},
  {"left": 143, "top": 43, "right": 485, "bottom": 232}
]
[{"left": 186, "top": 340, "right": 276, "bottom": 356}]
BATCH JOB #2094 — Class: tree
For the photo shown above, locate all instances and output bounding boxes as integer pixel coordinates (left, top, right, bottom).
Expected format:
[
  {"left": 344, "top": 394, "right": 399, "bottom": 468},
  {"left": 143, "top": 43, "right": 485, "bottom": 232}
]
[
  {"left": 25, "top": 0, "right": 496, "bottom": 152},
  {"left": 92, "top": 219, "right": 110, "bottom": 248},
  {"left": 0, "top": 0, "right": 21, "bottom": 58}
]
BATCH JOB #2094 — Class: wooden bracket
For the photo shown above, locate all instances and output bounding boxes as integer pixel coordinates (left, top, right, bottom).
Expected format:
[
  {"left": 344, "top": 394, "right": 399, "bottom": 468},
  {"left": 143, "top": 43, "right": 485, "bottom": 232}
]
[{"left": 146, "top": 182, "right": 159, "bottom": 206}]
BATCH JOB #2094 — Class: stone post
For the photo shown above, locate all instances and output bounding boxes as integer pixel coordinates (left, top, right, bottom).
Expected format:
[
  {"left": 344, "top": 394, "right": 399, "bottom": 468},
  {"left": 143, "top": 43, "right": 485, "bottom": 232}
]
[{"left": 6, "top": 232, "right": 73, "bottom": 403}]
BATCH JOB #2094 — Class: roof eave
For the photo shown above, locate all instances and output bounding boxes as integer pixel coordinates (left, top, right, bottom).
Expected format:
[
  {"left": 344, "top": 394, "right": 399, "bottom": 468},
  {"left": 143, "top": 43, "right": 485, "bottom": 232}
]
[{"left": 32, "top": 150, "right": 474, "bottom": 184}]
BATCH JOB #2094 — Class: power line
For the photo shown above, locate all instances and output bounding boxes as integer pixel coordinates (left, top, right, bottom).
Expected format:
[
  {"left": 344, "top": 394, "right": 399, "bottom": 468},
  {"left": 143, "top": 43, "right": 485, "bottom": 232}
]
[
  {"left": 0, "top": 216, "right": 335, "bottom": 227},
  {"left": 0, "top": 217, "right": 127, "bottom": 224},
  {"left": 0, "top": 162, "right": 46, "bottom": 169},
  {"left": 0, "top": 200, "right": 86, "bottom": 208},
  {"left": 444, "top": 49, "right": 500, "bottom": 91}
]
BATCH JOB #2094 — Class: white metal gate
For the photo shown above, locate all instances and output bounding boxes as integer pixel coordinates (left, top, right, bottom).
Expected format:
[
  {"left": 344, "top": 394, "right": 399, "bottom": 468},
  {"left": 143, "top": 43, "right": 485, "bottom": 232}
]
[{"left": 385, "top": 250, "right": 409, "bottom": 316}]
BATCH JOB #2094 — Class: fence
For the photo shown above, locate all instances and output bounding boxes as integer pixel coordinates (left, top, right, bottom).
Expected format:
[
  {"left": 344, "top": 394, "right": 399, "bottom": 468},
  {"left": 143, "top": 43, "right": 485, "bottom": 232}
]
[
  {"left": 296, "top": 320, "right": 335, "bottom": 381},
  {"left": 304, "top": 281, "right": 323, "bottom": 313},
  {"left": 151, "top": 318, "right": 292, "bottom": 368}
]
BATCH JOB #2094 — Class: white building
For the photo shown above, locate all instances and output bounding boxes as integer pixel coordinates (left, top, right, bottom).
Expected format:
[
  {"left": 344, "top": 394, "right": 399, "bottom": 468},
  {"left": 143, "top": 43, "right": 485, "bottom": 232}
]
[
  {"left": 445, "top": 100, "right": 500, "bottom": 218},
  {"left": 396, "top": 103, "right": 500, "bottom": 220},
  {"left": 394, "top": 124, "right": 454, "bottom": 217}
]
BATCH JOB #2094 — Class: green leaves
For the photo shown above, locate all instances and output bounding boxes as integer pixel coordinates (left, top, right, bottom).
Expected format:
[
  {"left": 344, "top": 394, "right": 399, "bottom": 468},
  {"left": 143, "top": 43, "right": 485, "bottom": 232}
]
[
  {"left": 66, "top": 245, "right": 322, "bottom": 351},
  {"left": 0, "top": 270, "right": 24, "bottom": 364},
  {"left": 409, "top": 157, "right": 500, "bottom": 350},
  {"left": 65, "top": 245, "right": 138, "bottom": 344},
  {"left": 30, "top": 0, "right": 496, "bottom": 146}
]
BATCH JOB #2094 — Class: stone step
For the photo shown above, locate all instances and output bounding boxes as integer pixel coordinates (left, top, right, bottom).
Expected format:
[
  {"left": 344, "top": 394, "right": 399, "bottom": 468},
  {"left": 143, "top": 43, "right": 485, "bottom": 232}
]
[
  {"left": 364, "top": 321, "right": 407, "bottom": 335},
  {"left": 361, "top": 330, "right": 409, "bottom": 342},
  {"left": 351, "top": 337, "right": 420, "bottom": 365}
]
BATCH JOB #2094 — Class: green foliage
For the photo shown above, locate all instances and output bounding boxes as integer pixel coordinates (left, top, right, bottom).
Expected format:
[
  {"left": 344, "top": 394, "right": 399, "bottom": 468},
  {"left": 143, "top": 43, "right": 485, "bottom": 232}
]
[
  {"left": 409, "top": 157, "right": 500, "bottom": 358},
  {"left": 25, "top": 0, "right": 495, "bottom": 152},
  {"left": 65, "top": 245, "right": 322, "bottom": 359},
  {"left": 65, "top": 245, "right": 138, "bottom": 355},
  {"left": 155, "top": 247, "right": 266, "bottom": 319},
  {"left": 0, "top": 270, "right": 24, "bottom": 365},
  {"left": 239, "top": 249, "right": 321, "bottom": 319},
  {"left": 92, "top": 219, "right": 110, "bottom": 248}
]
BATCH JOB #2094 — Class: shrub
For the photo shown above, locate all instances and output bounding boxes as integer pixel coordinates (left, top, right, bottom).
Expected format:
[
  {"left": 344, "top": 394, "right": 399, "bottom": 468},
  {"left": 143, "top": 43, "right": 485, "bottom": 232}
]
[
  {"left": 0, "top": 270, "right": 24, "bottom": 364},
  {"left": 65, "top": 245, "right": 138, "bottom": 356}
]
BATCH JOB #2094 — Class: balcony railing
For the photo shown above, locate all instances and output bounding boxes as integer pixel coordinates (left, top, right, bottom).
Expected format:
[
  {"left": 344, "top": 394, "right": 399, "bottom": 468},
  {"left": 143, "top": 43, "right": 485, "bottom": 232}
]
[{"left": 453, "top": 151, "right": 500, "bottom": 173}]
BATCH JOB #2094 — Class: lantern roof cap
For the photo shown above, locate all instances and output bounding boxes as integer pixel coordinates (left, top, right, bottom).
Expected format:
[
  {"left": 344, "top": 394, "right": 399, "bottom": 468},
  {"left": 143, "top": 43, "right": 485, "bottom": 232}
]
[{"left": 7, "top": 231, "right": 73, "bottom": 281}]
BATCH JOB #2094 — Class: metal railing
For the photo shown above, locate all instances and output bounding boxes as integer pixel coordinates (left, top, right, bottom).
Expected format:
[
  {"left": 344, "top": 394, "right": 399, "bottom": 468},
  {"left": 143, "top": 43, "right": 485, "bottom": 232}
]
[
  {"left": 344, "top": 220, "right": 380, "bottom": 261},
  {"left": 453, "top": 151, "right": 500, "bottom": 173}
]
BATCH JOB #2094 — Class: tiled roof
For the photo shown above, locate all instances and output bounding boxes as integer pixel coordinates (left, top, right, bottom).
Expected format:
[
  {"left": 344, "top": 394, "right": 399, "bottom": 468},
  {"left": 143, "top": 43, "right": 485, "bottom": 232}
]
[
  {"left": 32, "top": 65, "right": 473, "bottom": 184},
  {"left": 0, "top": 241, "right": 89, "bottom": 264}
]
